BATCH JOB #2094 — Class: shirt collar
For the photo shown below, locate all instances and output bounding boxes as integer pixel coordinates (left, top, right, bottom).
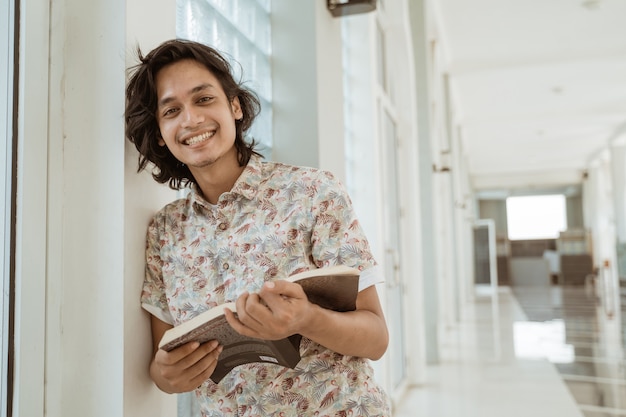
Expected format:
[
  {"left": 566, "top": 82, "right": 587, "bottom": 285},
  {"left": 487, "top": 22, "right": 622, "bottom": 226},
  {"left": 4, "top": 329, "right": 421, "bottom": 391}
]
[{"left": 187, "top": 154, "right": 263, "bottom": 210}]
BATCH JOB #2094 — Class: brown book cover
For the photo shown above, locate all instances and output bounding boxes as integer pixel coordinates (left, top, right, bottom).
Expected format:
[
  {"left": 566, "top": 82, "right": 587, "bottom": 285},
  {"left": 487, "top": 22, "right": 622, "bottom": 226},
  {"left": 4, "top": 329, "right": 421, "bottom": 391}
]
[{"left": 158, "top": 265, "right": 360, "bottom": 383}]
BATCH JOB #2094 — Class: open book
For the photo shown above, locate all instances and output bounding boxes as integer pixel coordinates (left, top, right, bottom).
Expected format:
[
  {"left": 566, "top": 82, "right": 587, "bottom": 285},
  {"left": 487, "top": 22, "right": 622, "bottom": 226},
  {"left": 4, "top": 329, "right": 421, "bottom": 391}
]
[{"left": 158, "top": 265, "right": 360, "bottom": 383}]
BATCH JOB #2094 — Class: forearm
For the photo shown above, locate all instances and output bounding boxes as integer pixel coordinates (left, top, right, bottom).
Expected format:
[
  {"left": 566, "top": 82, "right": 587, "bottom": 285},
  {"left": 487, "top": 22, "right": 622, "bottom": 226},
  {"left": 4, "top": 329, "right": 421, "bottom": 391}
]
[
  {"left": 228, "top": 281, "right": 389, "bottom": 359},
  {"left": 300, "top": 304, "right": 389, "bottom": 359}
]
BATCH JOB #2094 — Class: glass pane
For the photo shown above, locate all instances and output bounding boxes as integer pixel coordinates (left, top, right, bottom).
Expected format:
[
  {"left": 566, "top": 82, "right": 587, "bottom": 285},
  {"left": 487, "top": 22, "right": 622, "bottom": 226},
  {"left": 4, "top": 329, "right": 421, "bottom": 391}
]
[
  {"left": 177, "top": 0, "right": 273, "bottom": 154},
  {"left": 0, "top": 0, "right": 15, "bottom": 414}
]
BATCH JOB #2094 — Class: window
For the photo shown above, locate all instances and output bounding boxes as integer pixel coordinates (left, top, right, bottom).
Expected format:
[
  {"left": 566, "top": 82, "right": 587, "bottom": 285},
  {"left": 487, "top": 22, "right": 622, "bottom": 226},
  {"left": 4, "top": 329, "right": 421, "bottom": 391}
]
[
  {"left": 506, "top": 195, "right": 567, "bottom": 240},
  {"left": 1, "top": 0, "right": 16, "bottom": 415},
  {"left": 177, "top": 0, "right": 273, "bottom": 155}
]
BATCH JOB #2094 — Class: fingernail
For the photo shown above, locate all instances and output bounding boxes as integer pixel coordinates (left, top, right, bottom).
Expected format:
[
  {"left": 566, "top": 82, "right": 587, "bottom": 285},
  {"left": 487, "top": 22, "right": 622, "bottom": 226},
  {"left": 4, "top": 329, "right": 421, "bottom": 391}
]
[{"left": 265, "top": 281, "right": 275, "bottom": 288}]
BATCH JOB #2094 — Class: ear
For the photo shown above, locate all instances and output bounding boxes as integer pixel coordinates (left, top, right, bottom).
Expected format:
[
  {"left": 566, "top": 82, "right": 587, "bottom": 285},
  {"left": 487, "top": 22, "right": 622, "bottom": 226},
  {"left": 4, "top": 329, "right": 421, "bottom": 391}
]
[{"left": 231, "top": 96, "right": 243, "bottom": 120}]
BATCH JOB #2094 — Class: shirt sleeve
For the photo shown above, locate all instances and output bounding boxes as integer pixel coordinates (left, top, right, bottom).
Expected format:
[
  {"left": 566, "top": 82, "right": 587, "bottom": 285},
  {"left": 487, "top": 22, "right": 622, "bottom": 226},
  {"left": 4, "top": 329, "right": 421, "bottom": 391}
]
[
  {"left": 359, "top": 264, "right": 385, "bottom": 291},
  {"left": 309, "top": 170, "right": 384, "bottom": 290},
  {"left": 140, "top": 215, "right": 175, "bottom": 325}
]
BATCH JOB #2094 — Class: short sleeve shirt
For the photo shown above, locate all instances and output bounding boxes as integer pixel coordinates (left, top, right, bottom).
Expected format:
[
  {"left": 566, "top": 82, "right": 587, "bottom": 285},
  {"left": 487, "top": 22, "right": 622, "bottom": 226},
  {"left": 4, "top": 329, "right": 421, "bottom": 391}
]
[{"left": 141, "top": 155, "right": 391, "bottom": 416}]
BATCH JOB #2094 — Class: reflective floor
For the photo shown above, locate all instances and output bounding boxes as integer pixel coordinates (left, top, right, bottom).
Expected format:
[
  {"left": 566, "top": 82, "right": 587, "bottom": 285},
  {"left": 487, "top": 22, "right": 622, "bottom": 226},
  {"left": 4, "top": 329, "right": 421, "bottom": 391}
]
[
  {"left": 394, "top": 282, "right": 626, "bottom": 417},
  {"left": 513, "top": 284, "right": 626, "bottom": 417}
]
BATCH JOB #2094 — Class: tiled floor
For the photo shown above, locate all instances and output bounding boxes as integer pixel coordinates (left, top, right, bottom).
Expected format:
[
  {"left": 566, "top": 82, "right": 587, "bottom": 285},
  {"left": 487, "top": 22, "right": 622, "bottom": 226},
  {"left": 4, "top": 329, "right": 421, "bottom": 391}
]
[
  {"left": 513, "top": 285, "right": 626, "bottom": 417},
  {"left": 393, "top": 282, "right": 626, "bottom": 417}
]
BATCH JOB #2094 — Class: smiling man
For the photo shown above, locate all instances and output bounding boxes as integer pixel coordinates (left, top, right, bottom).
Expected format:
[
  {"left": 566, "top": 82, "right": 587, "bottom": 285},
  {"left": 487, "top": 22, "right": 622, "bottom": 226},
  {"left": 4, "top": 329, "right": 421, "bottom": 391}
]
[{"left": 125, "top": 39, "right": 391, "bottom": 417}]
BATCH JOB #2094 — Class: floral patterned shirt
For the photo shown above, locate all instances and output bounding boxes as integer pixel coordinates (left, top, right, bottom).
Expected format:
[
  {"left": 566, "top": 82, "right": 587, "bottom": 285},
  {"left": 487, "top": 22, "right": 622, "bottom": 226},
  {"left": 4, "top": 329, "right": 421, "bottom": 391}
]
[{"left": 141, "top": 155, "right": 391, "bottom": 416}]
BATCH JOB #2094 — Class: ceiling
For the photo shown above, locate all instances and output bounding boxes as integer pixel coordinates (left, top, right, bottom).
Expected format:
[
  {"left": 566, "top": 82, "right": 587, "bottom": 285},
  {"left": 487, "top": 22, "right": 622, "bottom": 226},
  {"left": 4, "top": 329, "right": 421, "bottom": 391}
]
[{"left": 432, "top": 0, "right": 626, "bottom": 196}]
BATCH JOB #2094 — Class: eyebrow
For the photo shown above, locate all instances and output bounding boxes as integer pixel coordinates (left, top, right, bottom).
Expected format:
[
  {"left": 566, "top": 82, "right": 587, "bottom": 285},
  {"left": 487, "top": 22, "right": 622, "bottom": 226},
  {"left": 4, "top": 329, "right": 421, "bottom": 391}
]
[{"left": 158, "top": 83, "right": 216, "bottom": 107}]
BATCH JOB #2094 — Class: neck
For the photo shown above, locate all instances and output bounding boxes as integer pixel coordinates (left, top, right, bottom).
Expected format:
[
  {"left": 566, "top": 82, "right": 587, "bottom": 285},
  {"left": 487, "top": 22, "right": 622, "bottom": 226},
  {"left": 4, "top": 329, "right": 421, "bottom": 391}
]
[{"left": 191, "top": 147, "right": 246, "bottom": 205}]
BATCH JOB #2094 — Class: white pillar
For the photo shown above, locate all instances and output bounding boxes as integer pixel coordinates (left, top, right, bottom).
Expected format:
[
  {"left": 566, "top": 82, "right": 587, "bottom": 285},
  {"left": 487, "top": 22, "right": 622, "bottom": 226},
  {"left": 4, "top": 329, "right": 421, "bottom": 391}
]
[
  {"left": 46, "top": 0, "right": 128, "bottom": 415},
  {"left": 408, "top": 0, "right": 439, "bottom": 364},
  {"left": 610, "top": 140, "right": 626, "bottom": 243}
]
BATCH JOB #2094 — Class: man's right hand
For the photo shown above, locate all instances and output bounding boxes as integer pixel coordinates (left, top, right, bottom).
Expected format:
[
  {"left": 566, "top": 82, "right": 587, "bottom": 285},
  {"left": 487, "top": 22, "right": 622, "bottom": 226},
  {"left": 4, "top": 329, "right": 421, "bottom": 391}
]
[
  {"left": 151, "top": 340, "right": 223, "bottom": 393},
  {"left": 149, "top": 315, "right": 222, "bottom": 393}
]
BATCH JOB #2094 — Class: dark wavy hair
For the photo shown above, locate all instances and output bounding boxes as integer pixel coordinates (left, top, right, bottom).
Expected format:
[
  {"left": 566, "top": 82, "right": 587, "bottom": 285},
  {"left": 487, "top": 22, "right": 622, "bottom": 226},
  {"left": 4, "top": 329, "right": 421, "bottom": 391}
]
[{"left": 125, "top": 39, "right": 262, "bottom": 189}]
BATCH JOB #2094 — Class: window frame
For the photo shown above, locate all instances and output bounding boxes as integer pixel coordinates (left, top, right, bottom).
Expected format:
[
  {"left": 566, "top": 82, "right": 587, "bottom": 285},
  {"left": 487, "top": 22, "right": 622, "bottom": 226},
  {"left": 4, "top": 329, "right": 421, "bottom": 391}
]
[{"left": 1, "top": 0, "right": 17, "bottom": 415}]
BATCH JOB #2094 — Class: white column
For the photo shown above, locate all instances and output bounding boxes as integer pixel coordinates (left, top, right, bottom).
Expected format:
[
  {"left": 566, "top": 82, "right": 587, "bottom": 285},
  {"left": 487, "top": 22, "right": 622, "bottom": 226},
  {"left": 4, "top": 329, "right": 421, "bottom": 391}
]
[
  {"left": 610, "top": 139, "right": 626, "bottom": 243},
  {"left": 408, "top": 0, "right": 440, "bottom": 364},
  {"left": 586, "top": 152, "right": 620, "bottom": 317},
  {"left": 45, "top": 0, "right": 129, "bottom": 415}
]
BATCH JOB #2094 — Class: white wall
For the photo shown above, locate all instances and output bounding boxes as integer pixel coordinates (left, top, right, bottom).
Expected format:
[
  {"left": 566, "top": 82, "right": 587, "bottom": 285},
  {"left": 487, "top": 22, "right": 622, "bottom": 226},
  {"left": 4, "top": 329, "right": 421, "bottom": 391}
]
[{"left": 124, "top": 2, "right": 179, "bottom": 416}]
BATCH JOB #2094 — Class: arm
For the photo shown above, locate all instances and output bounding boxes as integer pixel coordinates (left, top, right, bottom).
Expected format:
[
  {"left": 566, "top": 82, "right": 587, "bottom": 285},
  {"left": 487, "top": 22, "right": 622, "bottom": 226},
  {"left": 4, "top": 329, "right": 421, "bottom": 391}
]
[
  {"left": 148, "top": 315, "right": 223, "bottom": 393},
  {"left": 304, "top": 284, "right": 388, "bottom": 359},
  {"left": 224, "top": 280, "right": 389, "bottom": 360}
]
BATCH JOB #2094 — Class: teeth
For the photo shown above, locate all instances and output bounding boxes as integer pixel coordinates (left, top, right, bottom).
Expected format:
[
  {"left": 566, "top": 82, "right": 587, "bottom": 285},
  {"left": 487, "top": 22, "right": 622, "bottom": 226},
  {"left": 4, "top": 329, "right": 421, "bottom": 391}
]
[{"left": 185, "top": 131, "right": 214, "bottom": 145}]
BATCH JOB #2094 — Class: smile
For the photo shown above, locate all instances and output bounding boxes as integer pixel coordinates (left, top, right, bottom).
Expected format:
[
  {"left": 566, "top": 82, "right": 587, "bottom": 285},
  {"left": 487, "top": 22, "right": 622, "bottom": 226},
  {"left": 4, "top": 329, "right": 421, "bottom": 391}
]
[{"left": 183, "top": 131, "right": 215, "bottom": 145}]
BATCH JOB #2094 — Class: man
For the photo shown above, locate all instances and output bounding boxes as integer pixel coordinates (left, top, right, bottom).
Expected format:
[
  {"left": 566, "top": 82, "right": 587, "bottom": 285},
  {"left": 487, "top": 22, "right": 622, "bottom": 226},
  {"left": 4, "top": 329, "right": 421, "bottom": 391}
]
[{"left": 126, "top": 39, "right": 391, "bottom": 416}]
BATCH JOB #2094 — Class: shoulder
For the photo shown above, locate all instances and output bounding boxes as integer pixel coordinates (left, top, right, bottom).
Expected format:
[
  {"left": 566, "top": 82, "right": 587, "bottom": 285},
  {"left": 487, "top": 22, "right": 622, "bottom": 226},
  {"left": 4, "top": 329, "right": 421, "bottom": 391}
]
[
  {"left": 257, "top": 159, "right": 340, "bottom": 187},
  {"left": 149, "top": 196, "right": 191, "bottom": 228}
]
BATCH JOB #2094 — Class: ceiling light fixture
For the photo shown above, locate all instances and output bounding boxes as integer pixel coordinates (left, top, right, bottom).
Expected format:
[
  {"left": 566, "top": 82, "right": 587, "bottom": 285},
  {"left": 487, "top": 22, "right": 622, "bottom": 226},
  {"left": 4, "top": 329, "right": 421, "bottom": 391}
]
[{"left": 327, "top": 0, "right": 377, "bottom": 17}]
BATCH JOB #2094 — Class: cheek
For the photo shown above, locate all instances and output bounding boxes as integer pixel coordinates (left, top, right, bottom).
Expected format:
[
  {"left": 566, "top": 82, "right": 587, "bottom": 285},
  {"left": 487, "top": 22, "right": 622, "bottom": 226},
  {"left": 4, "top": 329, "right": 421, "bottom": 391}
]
[{"left": 157, "top": 121, "right": 174, "bottom": 143}]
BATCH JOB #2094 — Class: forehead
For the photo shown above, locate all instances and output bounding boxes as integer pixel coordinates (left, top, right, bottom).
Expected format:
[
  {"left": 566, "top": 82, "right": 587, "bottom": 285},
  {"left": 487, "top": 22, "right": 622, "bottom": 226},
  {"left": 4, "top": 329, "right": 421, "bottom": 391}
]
[{"left": 155, "top": 59, "right": 225, "bottom": 98}]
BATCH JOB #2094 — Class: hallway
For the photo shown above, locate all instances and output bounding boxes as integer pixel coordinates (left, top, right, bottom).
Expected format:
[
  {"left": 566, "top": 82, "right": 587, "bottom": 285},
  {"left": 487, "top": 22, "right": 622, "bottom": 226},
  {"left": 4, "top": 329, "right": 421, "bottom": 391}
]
[{"left": 394, "top": 283, "right": 625, "bottom": 417}]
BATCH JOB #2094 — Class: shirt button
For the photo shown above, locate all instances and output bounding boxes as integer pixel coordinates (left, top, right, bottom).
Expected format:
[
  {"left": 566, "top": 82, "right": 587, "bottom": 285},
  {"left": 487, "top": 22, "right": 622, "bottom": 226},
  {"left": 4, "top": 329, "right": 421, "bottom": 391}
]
[
  {"left": 223, "top": 263, "right": 230, "bottom": 270},
  {"left": 218, "top": 223, "right": 227, "bottom": 231}
]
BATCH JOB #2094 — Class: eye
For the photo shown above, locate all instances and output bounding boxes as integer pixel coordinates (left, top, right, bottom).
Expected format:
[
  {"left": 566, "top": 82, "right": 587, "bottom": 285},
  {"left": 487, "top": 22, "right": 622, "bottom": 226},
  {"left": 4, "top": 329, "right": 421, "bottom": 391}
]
[
  {"left": 161, "top": 107, "right": 179, "bottom": 118},
  {"left": 198, "top": 96, "right": 215, "bottom": 104}
]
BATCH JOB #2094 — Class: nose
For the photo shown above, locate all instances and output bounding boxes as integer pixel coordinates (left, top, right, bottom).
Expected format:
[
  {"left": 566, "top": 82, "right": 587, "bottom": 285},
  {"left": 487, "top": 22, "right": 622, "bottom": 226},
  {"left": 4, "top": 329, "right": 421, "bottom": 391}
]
[{"left": 181, "top": 106, "right": 204, "bottom": 128}]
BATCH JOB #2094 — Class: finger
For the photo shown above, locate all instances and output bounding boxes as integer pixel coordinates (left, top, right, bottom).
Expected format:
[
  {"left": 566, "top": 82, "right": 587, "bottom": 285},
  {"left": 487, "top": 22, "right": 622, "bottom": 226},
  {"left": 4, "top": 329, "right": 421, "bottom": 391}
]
[
  {"left": 164, "top": 345, "right": 222, "bottom": 391},
  {"left": 224, "top": 307, "right": 248, "bottom": 333},
  {"left": 169, "top": 340, "right": 220, "bottom": 370},
  {"left": 259, "top": 280, "right": 306, "bottom": 303},
  {"left": 258, "top": 283, "right": 290, "bottom": 304},
  {"left": 241, "top": 293, "right": 270, "bottom": 326},
  {"left": 155, "top": 341, "right": 201, "bottom": 365},
  {"left": 185, "top": 345, "right": 223, "bottom": 386},
  {"left": 234, "top": 292, "right": 254, "bottom": 323},
  {"left": 224, "top": 306, "right": 262, "bottom": 338}
]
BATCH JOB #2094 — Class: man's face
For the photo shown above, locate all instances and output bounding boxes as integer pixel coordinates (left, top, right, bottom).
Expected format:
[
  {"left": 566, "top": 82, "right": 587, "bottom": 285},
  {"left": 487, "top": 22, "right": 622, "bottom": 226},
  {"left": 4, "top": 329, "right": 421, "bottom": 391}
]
[{"left": 155, "top": 59, "right": 243, "bottom": 171}]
